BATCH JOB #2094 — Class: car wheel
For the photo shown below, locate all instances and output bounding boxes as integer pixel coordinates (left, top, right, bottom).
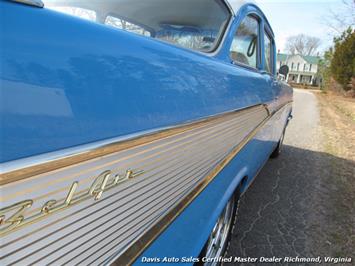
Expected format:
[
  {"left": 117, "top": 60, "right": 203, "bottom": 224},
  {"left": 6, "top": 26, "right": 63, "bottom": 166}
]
[
  {"left": 270, "top": 128, "right": 286, "bottom": 158},
  {"left": 198, "top": 191, "right": 240, "bottom": 266}
]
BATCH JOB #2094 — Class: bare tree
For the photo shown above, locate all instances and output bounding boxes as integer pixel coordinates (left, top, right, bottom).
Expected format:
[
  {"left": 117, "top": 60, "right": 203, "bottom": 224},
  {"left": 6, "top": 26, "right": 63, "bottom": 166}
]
[
  {"left": 323, "top": 0, "right": 355, "bottom": 35},
  {"left": 285, "top": 34, "right": 321, "bottom": 56}
]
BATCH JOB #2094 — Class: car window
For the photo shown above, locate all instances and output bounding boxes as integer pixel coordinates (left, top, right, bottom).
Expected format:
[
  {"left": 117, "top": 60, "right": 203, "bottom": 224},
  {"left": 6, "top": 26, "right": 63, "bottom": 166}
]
[
  {"left": 155, "top": 25, "right": 220, "bottom": 52},
  {"left": 264, "top": 30, "right": 274, "bottom": 74},
  {"left": 48, "top": 6, "right": 96, "bottom": 22},
  {"left": 230, "top": 15, "right": 259, "bottom": 68},
  {"left": 43, "top": 0, "right": 231, "bottom": 52},
  {"left": 105, "top": 16, "right": 151, "bottom": 37}
]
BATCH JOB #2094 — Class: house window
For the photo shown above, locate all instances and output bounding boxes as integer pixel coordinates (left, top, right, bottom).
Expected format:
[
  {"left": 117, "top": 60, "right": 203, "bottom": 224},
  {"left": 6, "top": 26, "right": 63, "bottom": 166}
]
[
  {"left": 230, "top": 15, "right": 259, "bottom": 68},
  {"left": 303, "top": 64, "right": 307, "bottom": 71},
  {"left": 310, "top": 64, "right": 312, "bottom": 71},
  {"left": 291, "top": 62, "right": 294, "bottom": 70},
  {"left": 297, "top": 63, "right": 300, "bottom": 71}
]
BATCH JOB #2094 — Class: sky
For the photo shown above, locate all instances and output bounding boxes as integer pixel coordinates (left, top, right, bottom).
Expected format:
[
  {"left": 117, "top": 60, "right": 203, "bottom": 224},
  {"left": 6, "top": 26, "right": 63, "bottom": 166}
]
[{"left": 255, "top": 0, "right": 350, "bottom": 54}]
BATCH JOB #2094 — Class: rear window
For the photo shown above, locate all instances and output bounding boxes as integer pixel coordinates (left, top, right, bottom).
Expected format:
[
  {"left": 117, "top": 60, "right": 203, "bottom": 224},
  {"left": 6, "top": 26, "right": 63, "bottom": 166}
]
[
  {"left": 48, "top": 6, "right": 96, "bottom": 21},
  {"left": 44, "top": 0, "right": 231, "bottom": 52},
  {"left": 105, "top": 16, "right": 151, "bottom": 37}
]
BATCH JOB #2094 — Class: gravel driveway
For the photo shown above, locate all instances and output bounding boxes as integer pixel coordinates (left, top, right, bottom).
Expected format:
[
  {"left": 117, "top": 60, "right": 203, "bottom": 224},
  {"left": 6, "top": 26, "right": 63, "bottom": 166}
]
[{"left": 226, "top": 89, "right": 355, "bottom": 265}]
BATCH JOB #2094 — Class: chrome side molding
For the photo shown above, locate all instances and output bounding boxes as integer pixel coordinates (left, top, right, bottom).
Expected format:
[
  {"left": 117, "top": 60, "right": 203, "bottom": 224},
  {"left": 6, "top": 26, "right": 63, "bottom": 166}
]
[{"left": 0, "top": 104, "right": 265, "bottom": 186}]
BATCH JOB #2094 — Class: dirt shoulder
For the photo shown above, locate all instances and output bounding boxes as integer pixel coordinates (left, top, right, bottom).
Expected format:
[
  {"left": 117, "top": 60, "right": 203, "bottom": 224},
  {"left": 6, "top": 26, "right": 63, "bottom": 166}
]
[
  {"left": 316, "top": 92, "right": 355, "bottom": 160},
  {"left": 311, "top": 91, "right": 355, "bottom": 259}
]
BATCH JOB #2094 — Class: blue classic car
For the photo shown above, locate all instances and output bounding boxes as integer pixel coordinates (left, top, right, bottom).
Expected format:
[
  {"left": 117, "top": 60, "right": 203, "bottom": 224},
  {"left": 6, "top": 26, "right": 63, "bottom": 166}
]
[{"left": 0, "top": 0, "right": 293, "bottom": 265}]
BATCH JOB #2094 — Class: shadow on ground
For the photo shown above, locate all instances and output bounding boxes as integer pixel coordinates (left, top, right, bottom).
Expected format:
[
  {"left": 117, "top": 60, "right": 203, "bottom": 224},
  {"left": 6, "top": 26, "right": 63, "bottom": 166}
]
[{"left": 227, "top": 144, "right": 355, "bottom": 265}]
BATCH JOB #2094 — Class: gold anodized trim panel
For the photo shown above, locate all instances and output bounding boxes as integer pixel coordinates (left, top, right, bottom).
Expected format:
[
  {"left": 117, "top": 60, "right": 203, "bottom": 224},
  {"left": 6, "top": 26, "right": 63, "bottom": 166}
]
[
  {"left": 0, "top": 103, "right": 293, "bottom": 266},
  {"left": 112, "top": 103, "right": 292, "bottom": 265}
]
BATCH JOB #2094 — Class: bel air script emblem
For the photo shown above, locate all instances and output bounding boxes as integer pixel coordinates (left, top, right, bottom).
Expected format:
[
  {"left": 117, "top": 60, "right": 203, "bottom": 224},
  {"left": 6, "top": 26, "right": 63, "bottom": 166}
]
[{"left": 0, "top": 169, "right": 144, "bottom": 236}]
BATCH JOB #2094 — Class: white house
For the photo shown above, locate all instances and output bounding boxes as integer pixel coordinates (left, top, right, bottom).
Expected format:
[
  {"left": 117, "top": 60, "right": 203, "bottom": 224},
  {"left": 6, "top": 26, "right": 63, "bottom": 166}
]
[{"left": 276, "top": 53, "right": 321, "bottom": 85}]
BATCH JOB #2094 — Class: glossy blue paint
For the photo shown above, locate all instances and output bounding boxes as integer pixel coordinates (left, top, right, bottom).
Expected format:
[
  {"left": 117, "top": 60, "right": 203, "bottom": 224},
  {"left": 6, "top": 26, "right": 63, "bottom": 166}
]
[
  {"left": 0, "top": 0, "right": 293, "bottom": 262},
  {"left": 0, "top": 1, "right": 293, "bottom": 163}
]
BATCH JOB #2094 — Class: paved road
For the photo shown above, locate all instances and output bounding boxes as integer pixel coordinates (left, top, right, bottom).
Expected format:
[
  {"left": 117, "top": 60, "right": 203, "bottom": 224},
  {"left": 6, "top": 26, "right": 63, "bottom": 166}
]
[{"left": 226, "top": 89, "right": 355, "bottom": 264}]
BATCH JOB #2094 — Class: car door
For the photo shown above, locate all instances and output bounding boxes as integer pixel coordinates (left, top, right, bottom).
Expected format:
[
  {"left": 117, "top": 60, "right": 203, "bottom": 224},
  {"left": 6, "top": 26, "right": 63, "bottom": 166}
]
[
  {"left": 228, "top": 13, "right": 276, "bottom": 159},
  {"left": 262, "top": 26, "right": 281, "bottom": 145},
  {"left": 229, "top": 14, "right": 274, "bottom": 105},
  {"left": 263, "top": 27, "right": 288, "bottom": 144}
]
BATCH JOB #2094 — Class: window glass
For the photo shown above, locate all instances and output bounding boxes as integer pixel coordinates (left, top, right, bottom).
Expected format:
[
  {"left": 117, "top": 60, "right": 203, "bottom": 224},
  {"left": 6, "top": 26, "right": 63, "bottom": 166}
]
[
  {"left": 105, "top": 16, "right": 151, "bottom": 37},
  {"left": 264, "top": 31, "right": 273, "bottom": 73},
  {"left": 230, "top": 15, "right": 259, "bottom": 68},
  {"left": 44, "top": 0, "right": 231, "bottom": 52},
  {"left": 48, "top": 6, "right": 96, "bottom": 21},
  {"left": 155, "top": 26, "right": 219, "bottom": 51}
]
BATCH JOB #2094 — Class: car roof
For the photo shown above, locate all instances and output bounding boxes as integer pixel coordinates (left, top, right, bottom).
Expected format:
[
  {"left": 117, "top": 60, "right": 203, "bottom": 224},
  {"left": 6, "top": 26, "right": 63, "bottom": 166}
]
[
  {"left": 225, "top": 0, "right": 257, "bottom": 14},
  {"left": 45, "top": 0, "right": 231, "bottom": 30}
]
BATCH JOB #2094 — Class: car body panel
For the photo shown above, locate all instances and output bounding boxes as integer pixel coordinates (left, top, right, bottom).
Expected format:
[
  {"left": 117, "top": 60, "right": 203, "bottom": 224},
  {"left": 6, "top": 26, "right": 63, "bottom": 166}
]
[
  {"left": 0, "top": 1, "right": 292, "bottom": 163},
  {"left": 0, "top": 0, "right": 293, "bottom": 264},
  {"left": 135, "top": 104, "right": 291, "bottom": 265},
  {"left": 0, "top": 105, "right": 272, "bottom": 265}
]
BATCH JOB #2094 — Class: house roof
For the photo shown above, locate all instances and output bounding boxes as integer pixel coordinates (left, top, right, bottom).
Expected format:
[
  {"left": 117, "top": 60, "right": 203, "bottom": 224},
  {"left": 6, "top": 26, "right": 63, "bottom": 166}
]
[
  {"left": 277, "top": 53, "right": 288, "bottom": 62},
  {"left": 277, "top": 53, "right": 321, "bottom": 65},
  {"left": 302, "top": 55, "right": 321, "bottom": 64}
]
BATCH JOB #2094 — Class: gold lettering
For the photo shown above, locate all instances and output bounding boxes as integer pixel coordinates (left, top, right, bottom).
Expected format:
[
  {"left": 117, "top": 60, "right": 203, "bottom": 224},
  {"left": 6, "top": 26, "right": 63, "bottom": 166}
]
[
  {"left": 130, "top": 169, "right": 144, "bottom": 178},
  {"left": 113, "top": 173, "right": 123, "bottom": 184},
  {"left": 64, "top": 181, "right": 78, "bottom": 205},
  {"left": 89, "top": 170, "right": 111, "bottom": 200},
  {"left": 112, "top": 170, "right": 131, "bottom": 185},
  {"left": 0, "top": 200, "right": 33, "bottom": 234},
  {"left": 0, "top": 169, "right": 143, "bottom": 236},
  {"left": 41, "top": 200, "right": 57, "bottom": 213},
  {"left": 125, "top": 170, "right": 133, "bottom": 179},
  {"left": 41, "top": 181, "right": 78, "bottom": 213}
]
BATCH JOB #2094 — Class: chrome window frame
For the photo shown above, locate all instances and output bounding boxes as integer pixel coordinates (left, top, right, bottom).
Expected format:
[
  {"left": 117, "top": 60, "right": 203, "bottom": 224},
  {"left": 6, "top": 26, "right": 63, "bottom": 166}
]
[
  {"left": 263, "top": 28, "right": 274, "bottom": 75},
  {"left": 9, "top": 0, "right": 237, "bottom": 57},
  {"left": 229, "top": 13, "right": 262, "bottom": 71},
  {"left": 39, "top": 0, "right": 233, "bottom": 55}
]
